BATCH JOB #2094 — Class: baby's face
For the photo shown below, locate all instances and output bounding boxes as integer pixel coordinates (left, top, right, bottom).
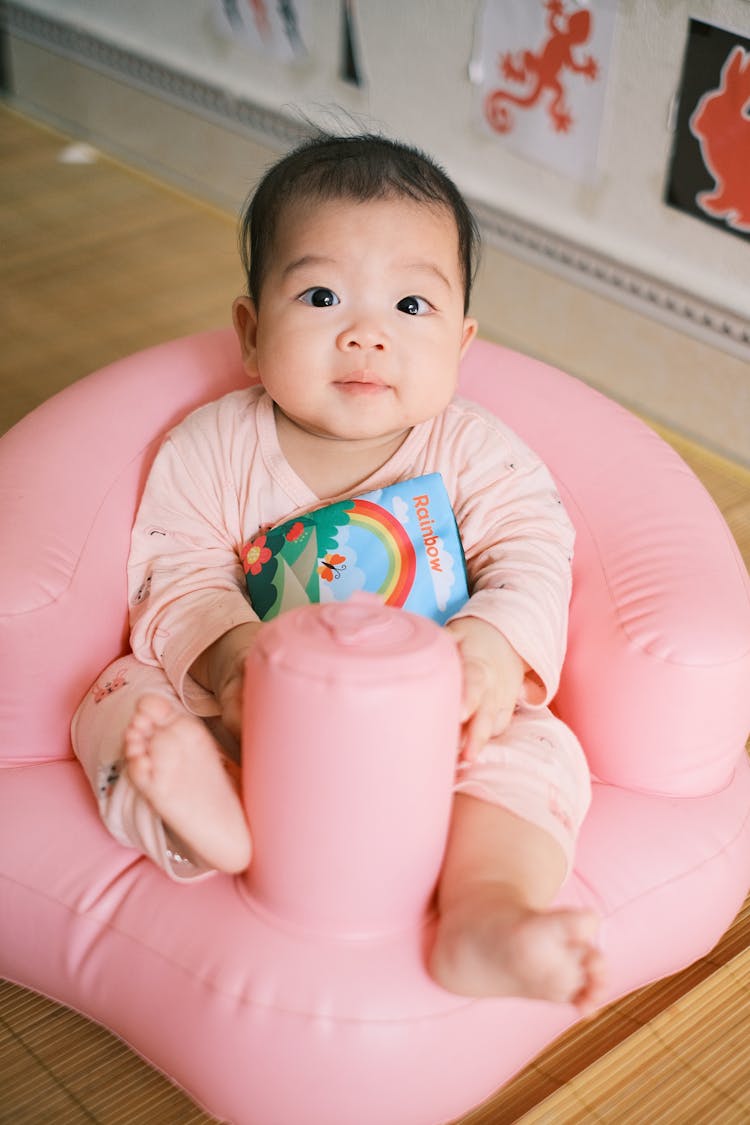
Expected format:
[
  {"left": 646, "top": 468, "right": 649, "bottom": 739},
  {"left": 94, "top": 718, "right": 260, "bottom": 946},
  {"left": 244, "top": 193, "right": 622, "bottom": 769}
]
[{"left": 237, "top": 195, "right": 477, "bottom": 448}]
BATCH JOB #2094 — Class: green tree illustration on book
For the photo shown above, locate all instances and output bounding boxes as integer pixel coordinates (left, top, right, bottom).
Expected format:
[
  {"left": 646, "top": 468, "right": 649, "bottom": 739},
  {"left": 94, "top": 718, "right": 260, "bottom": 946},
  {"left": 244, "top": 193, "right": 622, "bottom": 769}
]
[{"left": 241, "top": 500, "right": 354, "bottom": 621}]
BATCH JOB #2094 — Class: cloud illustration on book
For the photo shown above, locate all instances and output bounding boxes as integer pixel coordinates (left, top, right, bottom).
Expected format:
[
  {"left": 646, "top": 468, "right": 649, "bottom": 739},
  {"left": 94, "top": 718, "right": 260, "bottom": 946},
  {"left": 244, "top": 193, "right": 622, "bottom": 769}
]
[{"left": 427, "top": 539, "right": 459, "bottom": 613}]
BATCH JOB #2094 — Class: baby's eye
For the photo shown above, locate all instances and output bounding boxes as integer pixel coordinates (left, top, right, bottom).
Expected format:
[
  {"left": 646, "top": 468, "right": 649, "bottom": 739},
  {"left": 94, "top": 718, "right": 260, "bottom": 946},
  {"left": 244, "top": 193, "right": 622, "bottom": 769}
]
[
  {"left": 396, "top": 295, "right": 431, "bottom": 316},
  {"left": 299, "top": 287, "right": 340, "bottom": 307}
]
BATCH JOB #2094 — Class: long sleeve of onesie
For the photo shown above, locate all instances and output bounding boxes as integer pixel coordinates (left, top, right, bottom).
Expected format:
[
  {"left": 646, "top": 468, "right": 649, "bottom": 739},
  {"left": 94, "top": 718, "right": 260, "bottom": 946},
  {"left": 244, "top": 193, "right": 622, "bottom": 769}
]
[
  {"left": 128, "top": 393, "right": 261, "bottom": 715},
  {"left": 424, "top": 398, "right": 575, "bottom": 707}
]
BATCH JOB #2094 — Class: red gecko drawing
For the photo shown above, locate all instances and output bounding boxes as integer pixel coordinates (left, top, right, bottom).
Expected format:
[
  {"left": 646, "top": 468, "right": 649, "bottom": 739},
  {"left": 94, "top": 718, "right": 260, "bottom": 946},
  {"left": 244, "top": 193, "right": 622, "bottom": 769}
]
[
  {"left": 689, "top": 46, "right": 750, "bottom": 233},
  {"left": 484, "top": 0, "right": 599, "bottom": 135}
]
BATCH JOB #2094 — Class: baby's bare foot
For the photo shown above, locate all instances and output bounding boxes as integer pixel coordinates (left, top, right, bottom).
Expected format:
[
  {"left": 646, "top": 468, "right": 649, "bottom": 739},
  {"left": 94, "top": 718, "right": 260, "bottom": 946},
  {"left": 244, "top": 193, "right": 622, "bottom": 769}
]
[
  {"left": 430, "top": 888, "right": 605, "bottom": 1012},
  {"left": 124, "top": 694, "right": 251, "bottom": 874}
]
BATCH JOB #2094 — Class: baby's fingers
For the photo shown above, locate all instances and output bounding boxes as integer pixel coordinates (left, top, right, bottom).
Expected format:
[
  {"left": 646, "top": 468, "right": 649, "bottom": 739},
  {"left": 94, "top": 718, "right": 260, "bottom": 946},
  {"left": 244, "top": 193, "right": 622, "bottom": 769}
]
[
  {"left": 460, "top": 683, "right": 516, "bottom": 765},
  {"left": 460, "top": 693, "right": 496, "bottom": 763},
  {"left": 217, "top": 673, "right": 244, "bottom": 741},
  {"left": 459, "top": 658, "right": 485, "bottom": 724},
  {"left": 461, "top": 712, "right": 489, "bottom": 762}
]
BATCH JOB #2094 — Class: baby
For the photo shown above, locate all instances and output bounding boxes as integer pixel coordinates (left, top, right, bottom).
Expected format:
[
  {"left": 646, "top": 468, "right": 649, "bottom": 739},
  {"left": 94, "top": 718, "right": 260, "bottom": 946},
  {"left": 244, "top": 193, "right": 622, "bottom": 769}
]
[{"left": 73, "top": 133, "right": 604, "bottom": 1010}]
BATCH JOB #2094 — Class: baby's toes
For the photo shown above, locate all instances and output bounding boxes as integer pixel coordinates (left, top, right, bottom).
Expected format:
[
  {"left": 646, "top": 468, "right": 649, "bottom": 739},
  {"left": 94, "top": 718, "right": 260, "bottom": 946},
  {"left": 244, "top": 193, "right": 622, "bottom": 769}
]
[
  {"left": 573, "top": 949, "right": 606, "bottom": 1013},
  {"left": 565, "top": 910, "right": 599, "bottom": 946},
  {"left": 137, "top": 692, "right": 179, "bottom": 729},
  {"left": 123, "top": 721, "right": 147, "bottom": 760},
  {"left": 124, "top": 747, "right": 153, "bottom": 790},
  {"left": 126, "top": 705, "right": 157, "bottom": 742}
]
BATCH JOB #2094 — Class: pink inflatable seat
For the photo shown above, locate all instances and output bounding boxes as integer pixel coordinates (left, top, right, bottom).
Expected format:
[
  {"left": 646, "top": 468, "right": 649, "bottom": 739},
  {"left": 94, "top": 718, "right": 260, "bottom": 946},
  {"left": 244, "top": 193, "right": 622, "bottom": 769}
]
[{"left": 1, "top": 329, "right": 749, "bottom": 1125}]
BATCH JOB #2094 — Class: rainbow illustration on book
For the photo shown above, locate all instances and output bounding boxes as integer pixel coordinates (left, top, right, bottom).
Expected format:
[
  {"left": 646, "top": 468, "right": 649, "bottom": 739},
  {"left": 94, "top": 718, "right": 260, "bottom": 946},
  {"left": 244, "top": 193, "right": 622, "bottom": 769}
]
[
  {"left": 342, "top": 498, "right": 417, "bottom": 606},
  {"left": 241, "top": 473, "right": 468, "bottom": 625}
]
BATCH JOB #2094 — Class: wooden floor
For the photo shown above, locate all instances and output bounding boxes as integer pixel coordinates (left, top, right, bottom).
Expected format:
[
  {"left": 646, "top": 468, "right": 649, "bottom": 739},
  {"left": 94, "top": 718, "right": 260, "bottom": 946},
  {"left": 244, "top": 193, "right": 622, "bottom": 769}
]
[{"left": 2, "top": 104, "right": 750, "bottom": 1125}]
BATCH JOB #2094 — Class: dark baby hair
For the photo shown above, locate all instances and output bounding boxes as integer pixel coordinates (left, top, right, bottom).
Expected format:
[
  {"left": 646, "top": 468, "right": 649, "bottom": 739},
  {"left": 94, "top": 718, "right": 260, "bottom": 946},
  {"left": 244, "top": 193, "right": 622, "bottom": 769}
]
[{"left": 239, "top": 132, "right": 480, "bottom": 313}]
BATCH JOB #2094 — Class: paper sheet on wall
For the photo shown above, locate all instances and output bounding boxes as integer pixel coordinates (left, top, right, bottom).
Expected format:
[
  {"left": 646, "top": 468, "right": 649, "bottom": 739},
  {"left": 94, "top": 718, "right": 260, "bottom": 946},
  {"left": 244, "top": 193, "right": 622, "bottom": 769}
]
[
  {"left": 340, "top": 0, "right": 366, "bottom": 87},
  {"left": 213, "top": 0, "right": 308, "bottom": 61},
  {"left": 470, "top": 0, "right": 618, "bottom": 181},
  {"left": 665, "top": 20, "right": 750, "bottom": 242}
]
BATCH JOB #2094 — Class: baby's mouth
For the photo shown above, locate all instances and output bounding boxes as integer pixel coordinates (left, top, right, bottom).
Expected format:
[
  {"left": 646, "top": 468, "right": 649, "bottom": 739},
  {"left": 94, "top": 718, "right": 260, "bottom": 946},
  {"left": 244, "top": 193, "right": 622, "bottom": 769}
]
[{"left": 335, "top": 371, "right": 390, "bottom": 393}]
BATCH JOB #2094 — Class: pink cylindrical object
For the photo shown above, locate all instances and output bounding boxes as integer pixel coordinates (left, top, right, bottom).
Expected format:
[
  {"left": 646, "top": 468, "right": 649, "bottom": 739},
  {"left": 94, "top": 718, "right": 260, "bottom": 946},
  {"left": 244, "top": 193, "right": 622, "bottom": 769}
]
[{"left": 241, "top": 596, "right": 461, "bottom": 936}]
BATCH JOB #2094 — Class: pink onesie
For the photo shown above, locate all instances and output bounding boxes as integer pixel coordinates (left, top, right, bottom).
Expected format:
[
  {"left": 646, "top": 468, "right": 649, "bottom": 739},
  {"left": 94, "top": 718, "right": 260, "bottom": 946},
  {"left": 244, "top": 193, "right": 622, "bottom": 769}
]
[{"left": 72, "top": 387, "right": 590, "bottom": 879}]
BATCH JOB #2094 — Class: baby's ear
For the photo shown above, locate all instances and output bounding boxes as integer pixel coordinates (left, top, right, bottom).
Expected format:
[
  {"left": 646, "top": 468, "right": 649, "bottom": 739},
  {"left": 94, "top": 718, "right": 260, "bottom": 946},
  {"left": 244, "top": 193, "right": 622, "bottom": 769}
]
[
  {"left": 232, "top": 297, "right": 260, "bottom": 380},
  {"left": 460, "top": 317, "right": 479, "bottom": 359}
]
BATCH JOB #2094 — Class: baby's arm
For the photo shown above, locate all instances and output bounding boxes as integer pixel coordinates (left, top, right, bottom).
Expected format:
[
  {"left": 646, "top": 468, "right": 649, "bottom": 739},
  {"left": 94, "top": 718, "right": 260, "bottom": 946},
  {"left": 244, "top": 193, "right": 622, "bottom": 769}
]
[
  {"left": 442, "top": 401, "right": 576, "bottom": 758},
  {"left": 128, "top": 400, "right": 260, "bottom": 719},
  {"left": 446, "top": 616, "right": 527, "bottom": 762},
  {"left": 189, "top": 621, "right": 262, "bottom": 740}
]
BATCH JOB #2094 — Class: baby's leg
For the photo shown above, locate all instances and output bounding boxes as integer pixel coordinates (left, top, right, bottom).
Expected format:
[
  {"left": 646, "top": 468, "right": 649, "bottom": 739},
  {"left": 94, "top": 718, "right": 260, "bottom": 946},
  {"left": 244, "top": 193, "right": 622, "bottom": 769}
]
[
  {"left": 71, "top": 656, "right": 249, "bottom": 879},
  {"left": 429, "top": 708, "right": 604, "bottom": 1011},
  {"left": 124, "top": 693, "right": 250, "bottom": 874}
]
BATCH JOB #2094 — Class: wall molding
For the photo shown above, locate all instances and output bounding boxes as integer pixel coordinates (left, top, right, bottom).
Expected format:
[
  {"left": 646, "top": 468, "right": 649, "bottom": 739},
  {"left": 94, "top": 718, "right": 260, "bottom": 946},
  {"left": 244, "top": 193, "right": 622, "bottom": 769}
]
[
  {"left": 3, "top": 1, "right": 309, "bottom": 149},
  {"left": 471, "top": 200, "right": 750, "bottom": 362},
  {"left": 4, "top": 0, "right": 749, "bottom": 362}
]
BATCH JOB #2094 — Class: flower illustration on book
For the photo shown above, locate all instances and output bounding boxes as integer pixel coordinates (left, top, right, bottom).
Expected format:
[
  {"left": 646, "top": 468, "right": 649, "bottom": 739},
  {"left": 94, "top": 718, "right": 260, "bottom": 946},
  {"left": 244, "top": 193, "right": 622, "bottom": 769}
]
[
  {"left": 285, "top": 521, "right": 305, "bottom": 542},
  {"left": 243, "top": 534, "right": 272, "bottom": 576}
]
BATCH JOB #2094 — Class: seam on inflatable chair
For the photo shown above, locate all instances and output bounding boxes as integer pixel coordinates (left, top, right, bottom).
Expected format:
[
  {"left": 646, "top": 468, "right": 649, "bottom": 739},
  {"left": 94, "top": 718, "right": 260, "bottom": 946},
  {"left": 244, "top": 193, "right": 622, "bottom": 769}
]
[
  {"left": 587, "top": 765, "right": 745, "bottom": 802},
  {"left": 4, "top": 797, "right": 749, "bottom": 1020},
  {"left": 2, "top": 436, "right": 164, "bottom": 619},
  {"left": 0, "top": 875, "right": 483, "bottom": 1024},
  {"left": 0, "top": 758, "right": 75, "bottom": 770},
  {"left": 0, "top": 873, "right": 481, "bottom": 1026},
  {"left": 601, "top": 797, "right": 750, "bottom": 920},
  {"left": 557, "top": 477, "right": 750, "bottom": 668}
]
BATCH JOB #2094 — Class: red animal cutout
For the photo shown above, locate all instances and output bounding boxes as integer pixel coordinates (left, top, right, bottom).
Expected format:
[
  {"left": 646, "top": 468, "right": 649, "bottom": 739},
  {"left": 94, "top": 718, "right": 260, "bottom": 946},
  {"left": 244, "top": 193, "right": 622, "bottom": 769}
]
[
  {"left": 249, "top": 0, "right": 271, "bottom": 40},
  {"left": 485, "top": 0, "right": 598, "bottom": 135},
  {"left": 689, "top": 45, "right": 750, "bottom": 233}
]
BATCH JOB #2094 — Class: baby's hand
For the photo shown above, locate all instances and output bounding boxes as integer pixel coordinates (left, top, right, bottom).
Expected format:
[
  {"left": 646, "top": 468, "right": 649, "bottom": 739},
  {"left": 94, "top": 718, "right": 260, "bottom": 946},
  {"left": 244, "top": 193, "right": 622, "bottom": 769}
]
[
  {"left": 445, "top": 617, "right": 526, "bottom": 763},
  {"left": 215, "top": 660, "right": 247, "bottom": 742},
  {"left": 191, "top": 622, "right": 263, "bottom": 741}
]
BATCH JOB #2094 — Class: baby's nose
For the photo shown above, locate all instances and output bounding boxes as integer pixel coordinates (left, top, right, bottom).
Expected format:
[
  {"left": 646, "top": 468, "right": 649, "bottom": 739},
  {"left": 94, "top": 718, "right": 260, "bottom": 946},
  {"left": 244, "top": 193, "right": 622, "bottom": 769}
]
[{"left": 337, "top": 318, "right": 387, "bottom": 351}]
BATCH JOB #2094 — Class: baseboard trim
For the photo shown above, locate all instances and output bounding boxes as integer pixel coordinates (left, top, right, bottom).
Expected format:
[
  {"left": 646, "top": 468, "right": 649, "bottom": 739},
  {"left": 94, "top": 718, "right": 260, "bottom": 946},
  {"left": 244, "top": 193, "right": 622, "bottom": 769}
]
[
  {"left": 3, "top": 1, "right": 307, "bottom": 149},
  {"left": 472, "top": 200, "right": 750, "bottom": 363}
]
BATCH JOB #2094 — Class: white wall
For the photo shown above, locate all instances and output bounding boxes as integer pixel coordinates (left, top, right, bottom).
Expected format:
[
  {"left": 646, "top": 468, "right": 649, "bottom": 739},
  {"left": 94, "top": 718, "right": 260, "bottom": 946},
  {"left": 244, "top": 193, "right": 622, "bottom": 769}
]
[
  {"left": 12, "top": 0, "right": 750, "bottom": 321},
  {"left": 6, "top": 0, "right": 750, "bottom": 459}
]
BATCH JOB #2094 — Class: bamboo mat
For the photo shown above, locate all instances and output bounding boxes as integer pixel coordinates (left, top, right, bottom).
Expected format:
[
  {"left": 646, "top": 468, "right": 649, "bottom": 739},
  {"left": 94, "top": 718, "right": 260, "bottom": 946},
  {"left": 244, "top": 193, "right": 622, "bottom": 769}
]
[
  {"left": 2, "top": 104, "right": 750, "bottom": 1124},
  {"left": 524, "top": 957, "right": 750, "bottom": 1123}
]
